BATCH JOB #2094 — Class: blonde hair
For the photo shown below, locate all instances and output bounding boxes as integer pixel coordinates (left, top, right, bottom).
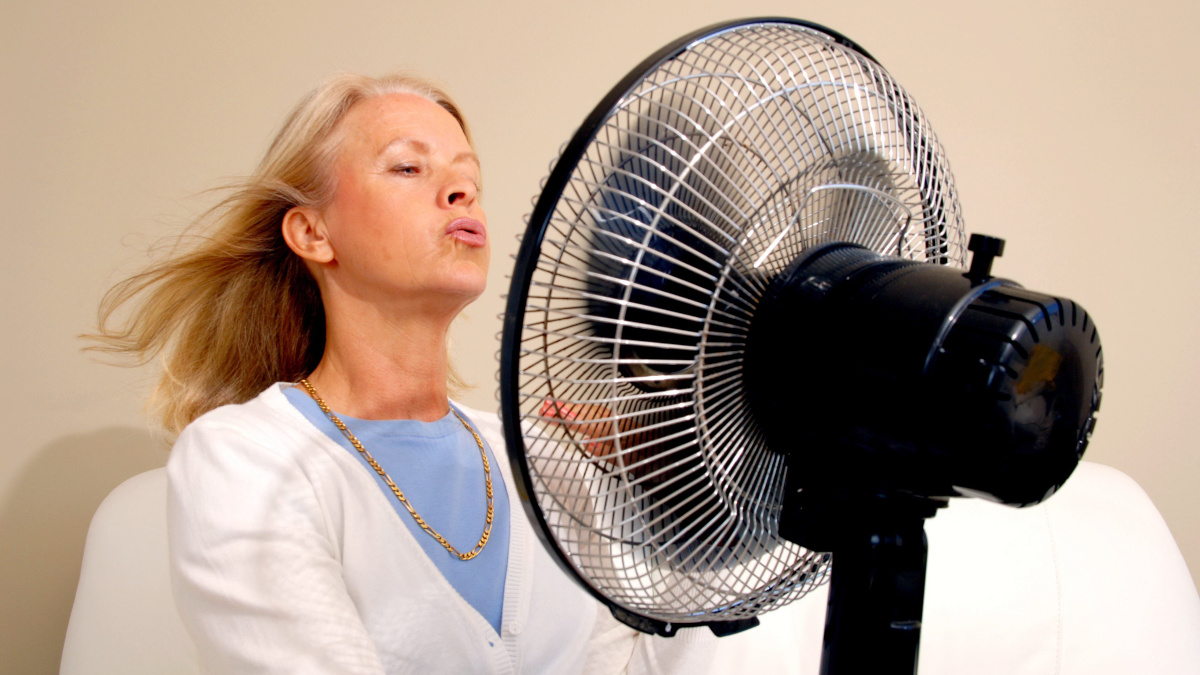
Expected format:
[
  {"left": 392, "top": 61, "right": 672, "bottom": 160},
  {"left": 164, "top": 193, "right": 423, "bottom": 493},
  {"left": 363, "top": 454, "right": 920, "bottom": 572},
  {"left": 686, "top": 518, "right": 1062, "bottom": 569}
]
[{"left": 88, "top": 73, "right": 472, "bottom": 435}]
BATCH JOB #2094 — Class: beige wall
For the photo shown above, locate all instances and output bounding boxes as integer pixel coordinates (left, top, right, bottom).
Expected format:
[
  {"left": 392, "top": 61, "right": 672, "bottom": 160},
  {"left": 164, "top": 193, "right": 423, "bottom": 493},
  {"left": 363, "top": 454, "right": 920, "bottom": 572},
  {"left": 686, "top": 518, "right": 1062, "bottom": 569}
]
[{"left": 3, "top": 0, "right": 1197, "bottom": 671}]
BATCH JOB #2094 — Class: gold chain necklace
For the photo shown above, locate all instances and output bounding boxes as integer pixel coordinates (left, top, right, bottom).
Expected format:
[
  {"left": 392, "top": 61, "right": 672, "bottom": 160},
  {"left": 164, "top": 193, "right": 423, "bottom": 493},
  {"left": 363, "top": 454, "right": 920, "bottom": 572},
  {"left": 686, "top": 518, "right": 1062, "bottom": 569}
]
[{"left": 298, "top": 379, "right": 493, "bottom": 561}]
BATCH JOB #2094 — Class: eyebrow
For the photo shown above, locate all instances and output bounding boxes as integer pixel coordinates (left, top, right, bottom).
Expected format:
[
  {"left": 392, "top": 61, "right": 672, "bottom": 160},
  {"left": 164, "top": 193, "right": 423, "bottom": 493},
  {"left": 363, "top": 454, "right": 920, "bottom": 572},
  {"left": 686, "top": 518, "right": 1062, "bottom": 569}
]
[{"left": 378, "top": 138, "right": 480, "bottom": 168}]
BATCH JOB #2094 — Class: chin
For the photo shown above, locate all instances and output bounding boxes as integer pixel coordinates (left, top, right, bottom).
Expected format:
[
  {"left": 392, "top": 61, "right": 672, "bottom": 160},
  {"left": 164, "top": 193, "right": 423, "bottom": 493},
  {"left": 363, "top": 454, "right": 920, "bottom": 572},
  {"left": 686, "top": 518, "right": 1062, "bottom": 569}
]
[{"left": 441, "top": 268, "right": 488, "bottom": 300}]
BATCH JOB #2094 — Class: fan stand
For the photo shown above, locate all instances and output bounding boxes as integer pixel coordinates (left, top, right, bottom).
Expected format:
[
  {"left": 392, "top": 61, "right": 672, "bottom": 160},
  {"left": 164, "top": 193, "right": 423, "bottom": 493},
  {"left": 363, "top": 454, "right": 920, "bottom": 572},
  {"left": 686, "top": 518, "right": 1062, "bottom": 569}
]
[{"left": 783, "top": 490, "right": 945, "bottom": 675}]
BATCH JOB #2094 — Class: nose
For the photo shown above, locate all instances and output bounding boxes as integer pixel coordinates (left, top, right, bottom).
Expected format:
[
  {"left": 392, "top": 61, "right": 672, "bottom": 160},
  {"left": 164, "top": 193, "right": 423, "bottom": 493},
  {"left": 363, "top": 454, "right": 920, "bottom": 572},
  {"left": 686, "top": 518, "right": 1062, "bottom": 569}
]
[{"left": 439, "top": 173, "right": 478, "bottom": 210}]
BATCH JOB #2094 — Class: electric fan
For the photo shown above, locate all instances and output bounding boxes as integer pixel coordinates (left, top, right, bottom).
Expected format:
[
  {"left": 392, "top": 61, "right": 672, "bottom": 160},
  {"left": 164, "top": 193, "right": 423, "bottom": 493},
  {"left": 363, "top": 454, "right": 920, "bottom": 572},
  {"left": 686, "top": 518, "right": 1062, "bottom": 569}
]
[{"left": 500, "top": 18, "right": 1102, "bottom": 674}]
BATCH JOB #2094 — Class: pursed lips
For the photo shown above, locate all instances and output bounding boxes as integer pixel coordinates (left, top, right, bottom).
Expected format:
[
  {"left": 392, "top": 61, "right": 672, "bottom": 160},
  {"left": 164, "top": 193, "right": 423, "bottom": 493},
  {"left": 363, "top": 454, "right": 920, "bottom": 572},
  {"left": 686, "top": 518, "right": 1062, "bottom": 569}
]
[{"left": 446, "top": 217, "right": 487, "bottom": 248}]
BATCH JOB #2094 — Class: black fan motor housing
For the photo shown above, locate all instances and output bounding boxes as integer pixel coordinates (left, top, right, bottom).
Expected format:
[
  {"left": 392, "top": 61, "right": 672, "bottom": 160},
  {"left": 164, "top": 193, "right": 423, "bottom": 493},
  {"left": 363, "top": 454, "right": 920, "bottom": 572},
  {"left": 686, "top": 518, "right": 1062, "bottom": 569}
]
[{"left": 744, "top": 237, "right": 1103, "bottom": 544}]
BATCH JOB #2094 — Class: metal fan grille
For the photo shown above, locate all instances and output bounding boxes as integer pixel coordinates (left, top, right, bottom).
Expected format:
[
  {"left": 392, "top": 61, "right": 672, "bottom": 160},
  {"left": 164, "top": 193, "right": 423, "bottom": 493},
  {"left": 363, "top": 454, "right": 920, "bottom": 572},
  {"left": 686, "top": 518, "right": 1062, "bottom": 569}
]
[{"left": 509, "top": 21, "right": 965, "bottom": 624}]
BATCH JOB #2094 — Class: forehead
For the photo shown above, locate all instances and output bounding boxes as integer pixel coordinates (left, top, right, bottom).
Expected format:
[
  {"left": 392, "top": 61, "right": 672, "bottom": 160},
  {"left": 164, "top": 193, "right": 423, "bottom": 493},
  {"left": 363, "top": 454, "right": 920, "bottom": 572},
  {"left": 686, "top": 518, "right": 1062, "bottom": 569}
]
[{"left": 337, "top": 92, "right": 471, "bottom": 158}]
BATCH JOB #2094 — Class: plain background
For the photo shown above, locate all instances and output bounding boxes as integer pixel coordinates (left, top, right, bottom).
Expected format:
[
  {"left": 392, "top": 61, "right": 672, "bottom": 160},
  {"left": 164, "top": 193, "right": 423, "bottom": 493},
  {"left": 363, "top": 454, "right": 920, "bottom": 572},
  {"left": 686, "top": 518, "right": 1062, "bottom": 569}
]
[{"left": 3, "top": 0, "right": 1197, "bottom": 672}]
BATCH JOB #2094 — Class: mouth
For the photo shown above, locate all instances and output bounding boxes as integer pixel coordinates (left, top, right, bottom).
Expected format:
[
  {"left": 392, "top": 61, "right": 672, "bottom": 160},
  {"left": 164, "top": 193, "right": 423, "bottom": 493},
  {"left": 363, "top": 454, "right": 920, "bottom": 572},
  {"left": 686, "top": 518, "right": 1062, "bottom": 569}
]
[{"left": 446, "top": 217, "right": 487, "bottom": 248}]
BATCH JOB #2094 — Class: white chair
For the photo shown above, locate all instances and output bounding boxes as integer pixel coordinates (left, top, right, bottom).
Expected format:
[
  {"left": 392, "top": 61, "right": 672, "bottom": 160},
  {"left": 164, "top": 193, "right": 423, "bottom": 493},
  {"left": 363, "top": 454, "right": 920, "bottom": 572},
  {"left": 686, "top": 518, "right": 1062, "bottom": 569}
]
[
  {"left": 62, "top": 462, "right": 1200, "bottom": 674},
  {"left": 61, "top": 468, "right": 199, "bottom": 674},
  {"left": 707, "top": 462, "right": 1200, "bottom": 674}
]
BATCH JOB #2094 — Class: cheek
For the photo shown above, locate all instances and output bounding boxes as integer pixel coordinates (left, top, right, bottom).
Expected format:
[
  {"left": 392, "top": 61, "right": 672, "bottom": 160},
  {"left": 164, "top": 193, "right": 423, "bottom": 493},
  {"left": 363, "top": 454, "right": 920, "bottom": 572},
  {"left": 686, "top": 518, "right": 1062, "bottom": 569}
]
[
  {"left": 327, "top": 188, "right": 419, "bottom": 267},
  {"left": 325, "top": 177, "right": 375, "bottom": 249}
]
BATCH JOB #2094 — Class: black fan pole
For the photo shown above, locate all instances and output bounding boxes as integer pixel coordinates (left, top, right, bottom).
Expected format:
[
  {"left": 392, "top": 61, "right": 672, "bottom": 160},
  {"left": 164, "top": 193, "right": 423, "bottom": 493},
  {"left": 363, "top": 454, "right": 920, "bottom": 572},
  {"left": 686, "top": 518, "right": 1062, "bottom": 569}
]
[{"left": 820, "top": 515, "right": 930, "bottom": 675}]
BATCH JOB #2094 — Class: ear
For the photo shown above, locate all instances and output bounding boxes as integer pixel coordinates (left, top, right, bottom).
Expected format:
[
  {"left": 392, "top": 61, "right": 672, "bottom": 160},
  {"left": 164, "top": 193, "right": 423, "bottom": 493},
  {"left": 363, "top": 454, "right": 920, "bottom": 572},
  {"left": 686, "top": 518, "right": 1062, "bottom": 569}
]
[{"left": 282, "top": 206, "right": 335, "bottom": 264}]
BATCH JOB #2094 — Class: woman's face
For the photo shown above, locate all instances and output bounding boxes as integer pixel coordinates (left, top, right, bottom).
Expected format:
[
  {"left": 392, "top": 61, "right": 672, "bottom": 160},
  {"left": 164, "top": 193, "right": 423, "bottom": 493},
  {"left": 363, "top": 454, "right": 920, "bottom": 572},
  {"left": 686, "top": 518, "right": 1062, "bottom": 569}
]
[{"left": 316, "top": 92, "right": 488, "bottom": 314}]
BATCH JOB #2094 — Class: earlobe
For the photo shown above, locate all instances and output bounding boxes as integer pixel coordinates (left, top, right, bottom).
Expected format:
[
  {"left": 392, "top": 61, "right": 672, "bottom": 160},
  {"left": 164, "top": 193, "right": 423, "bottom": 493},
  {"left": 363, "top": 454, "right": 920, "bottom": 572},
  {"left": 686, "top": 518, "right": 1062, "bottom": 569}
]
[{"left": 281, "top": 207, "right": 335, "bottom": 264}]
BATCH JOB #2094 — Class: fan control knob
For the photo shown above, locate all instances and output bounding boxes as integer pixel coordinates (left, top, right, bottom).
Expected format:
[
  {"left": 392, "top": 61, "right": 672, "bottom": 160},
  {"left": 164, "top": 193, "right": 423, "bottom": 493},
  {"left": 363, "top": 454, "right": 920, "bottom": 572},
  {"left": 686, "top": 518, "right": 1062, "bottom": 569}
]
[{"left": 966, "top": 234, "right": 1006, "bottom": 285}]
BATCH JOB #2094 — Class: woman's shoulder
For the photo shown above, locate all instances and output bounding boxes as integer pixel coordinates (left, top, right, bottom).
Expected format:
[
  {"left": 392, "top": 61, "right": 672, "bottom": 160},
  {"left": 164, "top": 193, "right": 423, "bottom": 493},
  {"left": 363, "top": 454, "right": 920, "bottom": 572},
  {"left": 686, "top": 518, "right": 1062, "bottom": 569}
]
[
  {"left": 451, "top": 400, "right": 502, "bottom": 433},
  {"left": 183, "top": 382, "right": 298, "bottom": 431},
  {"left": 170, "top": 382, "right": 323, "bottom": 469},
  {"left": 449, "top": 400, "right": 507, "bottom": 455}
]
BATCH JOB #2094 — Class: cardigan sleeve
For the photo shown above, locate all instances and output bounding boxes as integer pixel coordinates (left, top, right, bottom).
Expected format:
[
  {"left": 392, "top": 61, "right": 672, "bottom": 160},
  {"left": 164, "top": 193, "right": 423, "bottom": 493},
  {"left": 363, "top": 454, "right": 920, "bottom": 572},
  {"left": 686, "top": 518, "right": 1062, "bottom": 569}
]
[{"left": 166, "top": 417, "right": 387, "bottom": 675}]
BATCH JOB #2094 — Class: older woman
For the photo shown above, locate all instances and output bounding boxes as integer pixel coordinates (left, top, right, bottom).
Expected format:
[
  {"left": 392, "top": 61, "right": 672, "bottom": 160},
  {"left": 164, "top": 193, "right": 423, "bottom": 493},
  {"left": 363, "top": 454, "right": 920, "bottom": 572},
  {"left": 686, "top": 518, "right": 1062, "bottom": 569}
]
[{"left": 92, "top": 73, "right": 713, "bottom": 674}]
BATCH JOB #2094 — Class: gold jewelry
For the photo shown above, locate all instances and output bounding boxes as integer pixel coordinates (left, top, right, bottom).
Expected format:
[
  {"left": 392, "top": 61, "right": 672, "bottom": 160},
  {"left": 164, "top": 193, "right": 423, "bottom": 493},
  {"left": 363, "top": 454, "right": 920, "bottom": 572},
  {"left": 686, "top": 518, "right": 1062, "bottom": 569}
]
[{"left": 298, "top": 379, "right": 493, "bottom": 561}]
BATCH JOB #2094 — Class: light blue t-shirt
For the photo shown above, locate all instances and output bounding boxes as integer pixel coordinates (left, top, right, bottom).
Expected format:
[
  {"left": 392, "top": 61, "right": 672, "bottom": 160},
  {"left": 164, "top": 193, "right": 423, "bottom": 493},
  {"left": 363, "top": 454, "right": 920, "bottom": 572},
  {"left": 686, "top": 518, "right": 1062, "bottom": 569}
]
[{"left": 284, "top": 387, "right": 510, "bottom": 633}]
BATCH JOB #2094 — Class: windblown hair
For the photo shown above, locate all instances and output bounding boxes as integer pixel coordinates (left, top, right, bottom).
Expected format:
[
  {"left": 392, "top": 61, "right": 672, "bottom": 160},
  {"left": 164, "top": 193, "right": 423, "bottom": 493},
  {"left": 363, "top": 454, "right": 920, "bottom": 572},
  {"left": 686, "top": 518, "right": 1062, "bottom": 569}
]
[{"left": 87, "top": 73, "right": 472, "bottom": 435}]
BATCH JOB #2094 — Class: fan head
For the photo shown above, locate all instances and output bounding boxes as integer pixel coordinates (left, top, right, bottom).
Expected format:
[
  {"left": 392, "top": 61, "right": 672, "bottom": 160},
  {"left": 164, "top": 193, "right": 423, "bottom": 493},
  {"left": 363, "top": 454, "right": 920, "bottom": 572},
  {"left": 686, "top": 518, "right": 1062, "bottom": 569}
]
[{"left": 501, "top": 18, "right": 967, "bottom": 632}]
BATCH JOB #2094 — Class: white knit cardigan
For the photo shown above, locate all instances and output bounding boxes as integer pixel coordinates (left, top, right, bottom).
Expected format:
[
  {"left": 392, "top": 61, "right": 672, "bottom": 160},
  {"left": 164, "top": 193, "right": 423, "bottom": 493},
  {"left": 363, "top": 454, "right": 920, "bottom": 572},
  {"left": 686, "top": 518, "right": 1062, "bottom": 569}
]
[{"left": 167, "top": 383, "right": 714, "bottom": 674}]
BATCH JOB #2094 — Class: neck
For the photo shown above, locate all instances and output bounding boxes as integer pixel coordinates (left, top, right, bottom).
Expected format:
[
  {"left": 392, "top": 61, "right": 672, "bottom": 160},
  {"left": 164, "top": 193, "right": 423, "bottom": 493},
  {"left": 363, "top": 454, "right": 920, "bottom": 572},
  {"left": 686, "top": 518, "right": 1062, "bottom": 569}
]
[{"left": 303, "top": 298, "right": 459, "bottom": 422}]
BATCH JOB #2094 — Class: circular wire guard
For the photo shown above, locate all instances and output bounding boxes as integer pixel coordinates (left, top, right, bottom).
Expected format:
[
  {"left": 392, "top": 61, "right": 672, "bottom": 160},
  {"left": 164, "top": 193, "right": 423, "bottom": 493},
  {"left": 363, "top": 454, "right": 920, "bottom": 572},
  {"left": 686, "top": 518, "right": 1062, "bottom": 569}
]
[{"left": 504, "top": 20, "right": 966, "bottom": 626}]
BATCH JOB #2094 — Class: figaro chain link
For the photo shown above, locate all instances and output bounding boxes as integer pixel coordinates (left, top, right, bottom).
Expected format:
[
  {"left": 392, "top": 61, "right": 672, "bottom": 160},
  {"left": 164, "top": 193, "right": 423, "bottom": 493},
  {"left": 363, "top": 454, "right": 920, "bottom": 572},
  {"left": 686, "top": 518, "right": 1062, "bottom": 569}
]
[{"left": 299, "top": 379, "right": 493, "bottom": 561}]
